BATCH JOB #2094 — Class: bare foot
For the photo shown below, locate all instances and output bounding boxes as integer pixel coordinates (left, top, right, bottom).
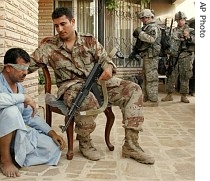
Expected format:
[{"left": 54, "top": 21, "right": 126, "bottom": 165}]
[{"left": 0, "top": 161, "right": 21, "bottom": 177}]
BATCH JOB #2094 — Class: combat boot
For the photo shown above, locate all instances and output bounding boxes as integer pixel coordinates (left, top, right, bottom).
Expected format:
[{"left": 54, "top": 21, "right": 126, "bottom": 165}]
[
  {"left": 122, "top": 129, "right": 155, "bottom": 164},
  {"left": 161, "top": 93, "right": 173, "bottom": 102},
  {"left": 78, "top": 135, "right": 101, "bottom": 161},
  {"left": 181, "top": 94, "right": 190, "bottom": 103}
]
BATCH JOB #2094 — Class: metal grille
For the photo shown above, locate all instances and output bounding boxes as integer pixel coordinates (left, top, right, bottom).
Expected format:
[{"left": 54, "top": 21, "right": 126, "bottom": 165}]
[
  {"left": 54, "top": 0, "right": 149, "bottom": 68},
  {"left": 104, "top": 0, "right": 147, "bottom": 68}
]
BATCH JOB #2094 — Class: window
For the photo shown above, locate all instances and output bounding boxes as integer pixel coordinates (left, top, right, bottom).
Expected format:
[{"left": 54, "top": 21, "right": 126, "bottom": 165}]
[{"left": 54, "top": 0, "right": 97, "bottom": 36}]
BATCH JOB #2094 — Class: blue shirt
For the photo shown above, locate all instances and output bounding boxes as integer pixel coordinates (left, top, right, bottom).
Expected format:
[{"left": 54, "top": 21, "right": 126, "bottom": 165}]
[{"left": 0, "top": 72, "right": 61, "bottom": 167}]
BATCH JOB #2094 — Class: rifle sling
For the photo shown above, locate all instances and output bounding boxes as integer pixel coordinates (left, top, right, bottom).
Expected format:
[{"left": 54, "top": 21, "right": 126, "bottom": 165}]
[
  {"left": 91, "top": 82, "right": 103, "bottom": 107},
  {"left": 80, "top": 80, "right": 108, "bottom": 116}
]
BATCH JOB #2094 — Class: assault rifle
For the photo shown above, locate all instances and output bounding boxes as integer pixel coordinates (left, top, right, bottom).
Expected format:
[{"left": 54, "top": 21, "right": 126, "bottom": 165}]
[
  {"left": 128, "top": 28, "right": 142, "bottom": 62},
  {"left": 129, "top": 39, "right": 144, "bottom": 60},
  {"left": 169, "top": 19, "right": 173, "bottom": 36},
  {"left": 159, "top": 19, "right": 173, "bottom": 57},
  {"left": 59, "top": 63, "right": 103, "bottom": 132},
  {"left": 165, "top": 40, "right": 184, "bottom": 77},
  {"left": 59, "top": 48, "right": 117, "bottom": 133}
]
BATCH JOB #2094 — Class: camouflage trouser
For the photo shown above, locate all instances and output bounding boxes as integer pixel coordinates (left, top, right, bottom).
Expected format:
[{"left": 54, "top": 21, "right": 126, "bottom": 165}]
[
  {"left": 166, "top": 55, "right": 193, "bottom": 94},
  {"left": 63, "top": 77, "right": 144, "bottom": 137},
  {"left": 142, "top": 56, "right": 159, "bottom": 102}
]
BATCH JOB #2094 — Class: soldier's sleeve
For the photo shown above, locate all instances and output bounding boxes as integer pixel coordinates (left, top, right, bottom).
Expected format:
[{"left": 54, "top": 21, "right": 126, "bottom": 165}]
[
  {"left": 139, "top": 26, "right": 157, "bottom": 43},
  {"left": 28, "top": 43, "right": 50, "bottom": 74},
  {"left": 95, "top": 40, "right": 117, "bottom": 73}
]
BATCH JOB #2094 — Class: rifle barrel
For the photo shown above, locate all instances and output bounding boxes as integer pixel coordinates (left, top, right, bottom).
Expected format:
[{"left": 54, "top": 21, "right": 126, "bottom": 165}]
[{"left": 169, "top": 19, "right": 174, "bottom": 36}]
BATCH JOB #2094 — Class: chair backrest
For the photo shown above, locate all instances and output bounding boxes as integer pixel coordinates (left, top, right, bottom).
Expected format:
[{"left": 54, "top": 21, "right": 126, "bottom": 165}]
[
  {"left": 41, "top": 65, "right": 52, "bottom": 94},
  {"left": 41, "top": 65, "right": 67, "bottom": 126}
]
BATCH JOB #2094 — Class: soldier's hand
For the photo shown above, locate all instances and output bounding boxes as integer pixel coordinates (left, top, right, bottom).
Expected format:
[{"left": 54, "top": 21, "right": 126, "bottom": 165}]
[
  {"left": 133, "top": 27, "right": 141, "bottom": 38},
  {"left": 99, "top": 64, "right": 113, "bottom": 81},
  {"left": 133, "top": 30, "right": 139, "bottom": 38},
  {"left": 183, "top": 30, "right": 190, "bottom": 39}
]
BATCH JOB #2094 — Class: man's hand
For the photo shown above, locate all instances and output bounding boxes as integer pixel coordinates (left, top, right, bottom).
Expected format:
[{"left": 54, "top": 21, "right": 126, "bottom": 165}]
[
  {"left": 99, "top": 64, "right": 113, "bottom": 81},
  {"left": 183, "top": 30, "right": 190, "bottom": 39},
  {"left": 48, "top": 130, "right": 66, "bottom": 150},
  {"left": 24, "top": 94, "right": 37, "bottom": 117}
]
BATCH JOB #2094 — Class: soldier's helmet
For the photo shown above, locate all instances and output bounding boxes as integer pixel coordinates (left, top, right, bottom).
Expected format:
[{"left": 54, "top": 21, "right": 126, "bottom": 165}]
[
  {"left": 175, "top": 11, "right": 187, "bottom": 20},
  {"left": 138, "top": 9, "right": 154, "bottom": 19}
]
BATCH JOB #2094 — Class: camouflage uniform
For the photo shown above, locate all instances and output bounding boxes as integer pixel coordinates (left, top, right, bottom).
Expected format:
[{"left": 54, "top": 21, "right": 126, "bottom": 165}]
[
  {"left": 138, "top": 20, "right": 161, "bottom": 105},
  {"left": 162, "top": 12, "right": 195, "bottom": 103},
  {"left": 29, "top": 32, "right": 154, "bottom": 164}
]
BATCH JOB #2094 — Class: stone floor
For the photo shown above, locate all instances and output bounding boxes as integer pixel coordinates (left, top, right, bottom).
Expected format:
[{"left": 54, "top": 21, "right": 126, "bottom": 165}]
[{"left": 0, "top": 85, "right": 195, "bottom": 181}]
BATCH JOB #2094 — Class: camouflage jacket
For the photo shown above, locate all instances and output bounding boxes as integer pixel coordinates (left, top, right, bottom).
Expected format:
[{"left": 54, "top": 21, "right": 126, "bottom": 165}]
[
  {"left": 29, "top": 32, "right": 117, "bottom": 99},
  {"left": 138, "top": 19, "right": 161, "bottom": 56},
  {"left": 169, "top": 24, "right": 195, "bottom": 58}
]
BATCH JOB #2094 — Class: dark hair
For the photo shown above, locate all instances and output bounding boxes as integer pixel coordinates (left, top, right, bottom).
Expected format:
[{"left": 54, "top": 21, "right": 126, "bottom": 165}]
[
  {"left": 52, "top": 7, "right": 74, "bottom": 20},
  {"left": 4, "top": 48, "right": 30, "bottom": 64}
]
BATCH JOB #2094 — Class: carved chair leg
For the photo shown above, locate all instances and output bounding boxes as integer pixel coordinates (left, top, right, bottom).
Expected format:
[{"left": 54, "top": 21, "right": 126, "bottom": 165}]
[
  {"left": 46, "top": 105, "right": 52, "bottom": 126},
  {"left": 104, "top": 106, "right": 115, "bottom": 151},
  {"left": 38, "top": 105, "right": 45, "bottom": 119},
  {"left": 65, "top": 116, "right": 74, "bottom": 160}
]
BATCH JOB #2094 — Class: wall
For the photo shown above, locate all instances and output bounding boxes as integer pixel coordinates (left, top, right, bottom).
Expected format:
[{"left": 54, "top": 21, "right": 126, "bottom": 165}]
[
  {"left": 174, "top": 0, "right": 195, "bottom": 19},
  {"left": 151, "top": 0, "right": 175, "bottom": 22},
  {"left": 0, "top": 0, "right": 39, "bottom": 101},
  {"left": 151, "top": 0, "right": 195, "bottom": 26},
  {"left": 38, "top": 0, "right": 54, "bottom": 45},
  {"left": 37, "top": 0, "right": 55, "bottom": 83}
]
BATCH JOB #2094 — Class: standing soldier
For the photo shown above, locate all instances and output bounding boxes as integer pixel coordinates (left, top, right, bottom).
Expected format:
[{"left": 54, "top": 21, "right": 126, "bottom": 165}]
[
  {"left": 135, "top": 9, "right": 161, "bottom": 107},
  {"left": 161, "top": 11, "right": 195, "bottom": 103}
]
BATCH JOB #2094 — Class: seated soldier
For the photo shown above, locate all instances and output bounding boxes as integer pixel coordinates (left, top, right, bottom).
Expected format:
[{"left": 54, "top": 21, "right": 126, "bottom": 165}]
[{"left": 29, "top": 7, "right": 155, "bottom": 165}]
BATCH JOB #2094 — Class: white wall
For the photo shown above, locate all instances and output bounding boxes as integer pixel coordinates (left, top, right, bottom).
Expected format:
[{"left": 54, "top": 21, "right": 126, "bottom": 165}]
[{"left": 174, "top": 0, "right": 195, "bottom": 20}]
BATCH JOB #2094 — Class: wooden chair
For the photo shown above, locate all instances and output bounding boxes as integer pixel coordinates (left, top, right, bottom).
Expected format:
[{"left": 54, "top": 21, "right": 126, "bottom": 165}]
[{"left": 41, "top": 65, "right": 115, "bottom": 160}]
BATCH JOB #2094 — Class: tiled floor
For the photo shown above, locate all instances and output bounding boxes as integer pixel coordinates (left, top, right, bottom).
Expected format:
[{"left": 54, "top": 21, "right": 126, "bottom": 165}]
[{"left": 0, "top": 86, "right": 195, "bottom": 181}]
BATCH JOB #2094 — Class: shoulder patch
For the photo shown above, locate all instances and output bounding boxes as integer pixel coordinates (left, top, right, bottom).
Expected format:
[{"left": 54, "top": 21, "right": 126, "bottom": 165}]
[{"left": 150, "top": 29, "right": 157, "bottom": 36}]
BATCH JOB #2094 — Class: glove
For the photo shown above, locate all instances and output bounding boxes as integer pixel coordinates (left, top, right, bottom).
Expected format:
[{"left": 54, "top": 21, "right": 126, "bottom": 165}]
[{"left": 133, "top": 27, "right": 141, "bottom": 38}]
